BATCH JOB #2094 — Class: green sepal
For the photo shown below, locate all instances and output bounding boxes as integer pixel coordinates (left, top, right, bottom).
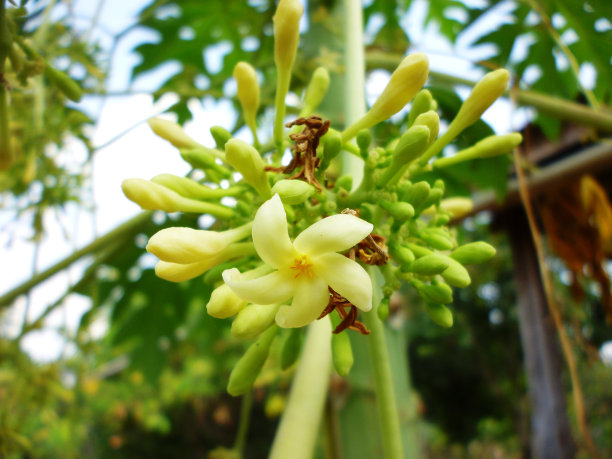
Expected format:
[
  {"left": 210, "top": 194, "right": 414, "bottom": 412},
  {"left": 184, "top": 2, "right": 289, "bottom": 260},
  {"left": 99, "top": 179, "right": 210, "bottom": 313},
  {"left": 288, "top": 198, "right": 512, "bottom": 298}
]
[{"left": 280, "top": 328, "right": 303, "bottom": 370}]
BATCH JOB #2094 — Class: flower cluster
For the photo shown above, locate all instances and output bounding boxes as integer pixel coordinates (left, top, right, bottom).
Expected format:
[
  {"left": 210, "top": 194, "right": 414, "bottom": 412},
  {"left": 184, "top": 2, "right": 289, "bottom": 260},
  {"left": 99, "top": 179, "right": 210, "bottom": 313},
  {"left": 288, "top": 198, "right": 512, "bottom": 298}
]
[{"left": 121, "top": 0, "right": 519, "bottom": 391}]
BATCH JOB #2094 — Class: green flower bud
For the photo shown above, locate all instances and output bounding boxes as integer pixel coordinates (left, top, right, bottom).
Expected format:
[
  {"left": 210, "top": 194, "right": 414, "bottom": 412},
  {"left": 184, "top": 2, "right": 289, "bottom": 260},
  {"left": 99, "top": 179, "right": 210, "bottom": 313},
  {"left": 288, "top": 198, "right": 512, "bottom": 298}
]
[
  {"left": 451, "top": 241, "right": 496, "bottom": 265},
  {"left": 44, "top": 65, "right": 82, "bottom": 102},
  {"left": 439, "top": 197, "right": 473, "bottom": 219},
  {"left": 335, "top": 175, "right": 353, "bottom": 192},
  {"left": 412, "top": 110, "right": 439, "bottom": 145},
  {"left": 407, "top": 89, "right": 433, "bottom": 127},
  {"left": 332, "top": 329, "right": 353, "bottom": 377},
  {"left": 210, "top": 126, "right": 232, "bottom": 150},
  {"left": 180, "top": 148, "right": 229, "bottom": 176},
  {"left": 342, "top": 53, "right": 429, "bottom": 141},
  {"left": 402, "top": 181, "right": 430, "bottom": 208},
  {"left": 377, "top": 125, "right": 430, "bottom": 186},
  {"left": 225, "top": 139, "right": 271, "bottom": 198},
  {"left": 419, "top": 228, "right": 455, "bottom": 251},
  {"left": 233, "top": 62, "right": 260, "bottom": 140},
  {"left": 207, "top": 283, "right": 248, "bottom": 318},
  {"left": 390, "top": 243, "right": 415, "bottom": 265},
  {"left": 412, "top": 278, "right": 453, "bottom": 304},
  {"left": 232, "top": 303, "right": 281, "bottom": 339},
  {"left": 320, "top": 129, "right": 342, "bottom": 170},
  {"left": 151, "top": 174, "right": 240, "bottom": 200},
  {"left": 433, "top": 132, "right": 522, "bottom": 168},
  {"left": 148, "top": 118, "right": 201, "bottom": 150},
  {"left": 440, "top": 256, "right": 471, "bottom": 287},
  {"left": 410, "top": 253, "right": 450, "bottom": 275},
  {"left": 380, "top": 200, "right": 415, "bottom": 222},
  {"left": 356, "top": 129, "right": 372, "bottom": 159},
  {"left": 377, "top": 297, "right": 390, "bottom": 321},
  {"left": 280, "top": 328, "right": 303, "bottom": 370},
  {"left": 271, "top": 179, "right": 316, "bottom": 204},
  {"left": 227, "top": 326, "right": 277, "bottom": 396},
  {"left": 425, "top": 303, "right": 453, "bottom": 328},
  {"left": 302, "top": 67, "right": 330, "bottom": 115},
  {"left": 406, "top": 242, "right": 433, "bottom": 258},
  {"left": 121, "top": 178, "right": 233, "bottom": 217},
  {"left": 419, "top": 69, "right": 510, "bottom": 165},
  {"left": 416, "top": 188, "right": 443, "bottom": 213}
]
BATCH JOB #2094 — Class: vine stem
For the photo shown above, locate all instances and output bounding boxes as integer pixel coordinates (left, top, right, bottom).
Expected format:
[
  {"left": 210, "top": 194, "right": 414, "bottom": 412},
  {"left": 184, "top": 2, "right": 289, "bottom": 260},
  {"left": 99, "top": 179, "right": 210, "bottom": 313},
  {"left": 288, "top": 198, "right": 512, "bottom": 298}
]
[
  {"left": 268, "top": 316, "right": 332, "bottom": 459},
  {"left": 341, "top": 1, "right": 404, "bottom": 456},
  {"left": 513, "top": 145, "right": 600, "bottom": 458}
]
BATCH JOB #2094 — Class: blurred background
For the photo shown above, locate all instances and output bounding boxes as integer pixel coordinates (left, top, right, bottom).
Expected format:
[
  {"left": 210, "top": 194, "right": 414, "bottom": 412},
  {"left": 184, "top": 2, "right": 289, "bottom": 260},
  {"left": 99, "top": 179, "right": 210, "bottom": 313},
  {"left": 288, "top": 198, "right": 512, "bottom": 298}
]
[{"left": 0, "top": 0, "right": 611, "bottom": 457}]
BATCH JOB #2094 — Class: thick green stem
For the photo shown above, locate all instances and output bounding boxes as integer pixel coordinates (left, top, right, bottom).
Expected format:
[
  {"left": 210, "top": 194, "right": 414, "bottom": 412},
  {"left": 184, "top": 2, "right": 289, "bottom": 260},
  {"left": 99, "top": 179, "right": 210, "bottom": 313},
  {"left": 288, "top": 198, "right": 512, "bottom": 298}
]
[
  {"left": 269, "top": 317, "right": 332, "bottom": 459},
  {"left": 362, "top": 267, "right": 404, "bottom": 459}
]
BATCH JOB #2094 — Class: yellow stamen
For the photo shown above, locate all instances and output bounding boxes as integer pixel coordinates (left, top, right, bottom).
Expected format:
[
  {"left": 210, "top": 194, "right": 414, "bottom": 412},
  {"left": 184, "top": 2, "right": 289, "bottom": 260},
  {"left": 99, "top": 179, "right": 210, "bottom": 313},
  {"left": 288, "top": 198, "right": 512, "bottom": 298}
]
[{"left": 290, "top": 254, "right": 313, "bottom": 278}]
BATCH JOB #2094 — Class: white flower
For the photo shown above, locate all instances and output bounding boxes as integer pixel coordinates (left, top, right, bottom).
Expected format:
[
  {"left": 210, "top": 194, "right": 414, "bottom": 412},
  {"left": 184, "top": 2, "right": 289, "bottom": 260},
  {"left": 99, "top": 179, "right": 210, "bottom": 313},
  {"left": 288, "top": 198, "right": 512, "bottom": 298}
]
[{"left": 222, "top": 194, "right": 373, "bottom": 328}]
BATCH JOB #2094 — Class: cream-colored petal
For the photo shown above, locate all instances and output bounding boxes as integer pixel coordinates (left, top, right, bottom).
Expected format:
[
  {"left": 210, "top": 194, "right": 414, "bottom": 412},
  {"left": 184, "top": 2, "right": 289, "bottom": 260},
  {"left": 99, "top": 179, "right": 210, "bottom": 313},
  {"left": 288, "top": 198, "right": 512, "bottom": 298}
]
[
  {"left": 222, "top": 268, "right": 295, "bottom": 304},
  {"left": 147, "top": 227, "right": 228, "bottom": 263},
  {"left": 275, "top": 275, "right": 330, "bottom": 328},
  {"left": 293, "top": 214, "right": 373, "bottom": 256},
  {"left": 252, "top": 194, "right": 297, "bottom": 268},
  {"left": 155, "top": 259, "right": 214, "bottom": 282},
  {"left": 312, "top": 252, "right": 372, "bottom": 311}
]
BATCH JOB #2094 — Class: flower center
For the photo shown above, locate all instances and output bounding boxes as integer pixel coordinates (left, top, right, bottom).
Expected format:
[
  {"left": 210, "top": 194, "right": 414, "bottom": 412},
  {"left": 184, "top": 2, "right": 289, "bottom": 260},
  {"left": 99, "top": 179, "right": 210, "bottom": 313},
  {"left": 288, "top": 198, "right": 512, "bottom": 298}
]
[{"left": 290, "top": 254, "right": 313, "bottom": 278}]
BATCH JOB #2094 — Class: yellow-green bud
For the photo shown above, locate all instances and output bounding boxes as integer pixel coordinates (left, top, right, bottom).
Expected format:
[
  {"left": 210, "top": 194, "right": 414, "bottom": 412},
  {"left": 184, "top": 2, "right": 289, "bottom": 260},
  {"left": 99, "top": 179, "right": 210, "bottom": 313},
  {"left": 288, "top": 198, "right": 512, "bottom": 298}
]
[
  {"left": 377, "top": 125, "right": 430, "bottom": 186},
  {"left": 342, "top": 53, "right": 429, "bottom": 141},
  {"left": 44, "top": 65, "right": 82, "bottom": 102},
  {"left": 440, "top": 256, "right": 471, "bottom": 287},
  {"left": 425, "top": 303, "right": 453, "bottom": 328},
  {"left": 417, "top": 188, "right": 444, "bottom": 213},
  {"left": 227, "top": 326, "right": 277, "bottom": 396},
  {"left": 225, "top": 139, "right": 271, "bottom": 197},
  {"left": 419, "top": 69, "right": 510, "bottom": 165},
  {"left": 377, "top": 298, "right": 390, "bottom": 321},
  {"left": 233, "top": 62, "right": 260, "bottom": 138},
  {"left": 407, "top": 89, "right": 433, "bottom": 127},
  {"left": 151, "top": 173, "right": 237, "bottom": 200},
  {"left": 331, "top": 328, "right": 353, "bottom": 377},
  {"left": 419, "top": 228, "right": 455, "bottom": 251},
  {"left": 146, "top": 224, "right": 251, "bottom": 264},
  {"left": 390, "top": 243, "right": 415, "bottom": 265},
  {"left": 232, "top": 303, "right": 281, "bottom": 339},
  {"left": 410, "top": 253, "right": 450, "bottom": 275},
  {"left": 320, "top": 129, "right": 342, "bottom": 170},
  {"left": 335, "top": 175, "right": 353, "bottom": 192},
  {"left": 439, "top": 197, "right": 474, "bottom": 218},
  {"left": 380, "top": 200, "right": 415, "bottom": 221},
  {"left": 412, "top": 278, "right": 453, "bottom": 304},
  {"left": 451, "top": 241, "right": 496, "bottom": 265},
  {"left": 433, "top": 132, "right": 522, "bottom": 168},
  {"left": 121, "top": 178, "right": 233, "bottom": 217},
  {"left": 406, "top": 242, "right": 433, "bottom": 258},
  {"left": 274, "top": 0, "right": 303, "bottom": 75},
  {"left": 207, "top": 283, "right": 248, "bottom": 318},
  {"left": 210, "top": 126, "right": 232, "bottom": 149},
  {"left": 271, "top": 179, "right": 316, "bottom": 204},
  {"left": 148, "top": 118, "right": 201, "bottom": 150},
  {"left": 402, "top": 181, "right": 430, "bottom": 208},
  {"left": 280, "top": 328, "right": 303, "bottom": 370},
  {"left": 412, "top": 110, "right": 439, "bottom": 145},
  {"left": 180, "top": 148, "right": 228, "bottom": 176},
  {"left": 302, "top": 67, "right": 330, "bottom": 115}
]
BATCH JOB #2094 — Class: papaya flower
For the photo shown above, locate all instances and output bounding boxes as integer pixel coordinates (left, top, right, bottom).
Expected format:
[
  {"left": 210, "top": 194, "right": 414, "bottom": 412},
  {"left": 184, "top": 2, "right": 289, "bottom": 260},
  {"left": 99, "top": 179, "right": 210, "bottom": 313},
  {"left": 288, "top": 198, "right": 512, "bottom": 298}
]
[{"left": 222, "top": 194, "right": 373, "bottom": 328}]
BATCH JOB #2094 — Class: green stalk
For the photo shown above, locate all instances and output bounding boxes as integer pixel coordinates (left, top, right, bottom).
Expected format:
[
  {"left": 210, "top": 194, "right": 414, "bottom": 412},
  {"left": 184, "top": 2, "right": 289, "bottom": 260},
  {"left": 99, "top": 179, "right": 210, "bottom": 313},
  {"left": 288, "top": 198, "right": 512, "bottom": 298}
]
[
  {"left": 268, "top": 316, "right": 332, "bottom": 459},
  {"left": 233, "top": 390, "right": 253, "bottom": 457},
  {"left": 363, "top": 267, "right": 404, "bottom": 459},
  {"left": 0, "top": 0, "right": 12, "bottom": 170},
  {"left": 273, "top": 68, "right": 291, "bottom": 158}
]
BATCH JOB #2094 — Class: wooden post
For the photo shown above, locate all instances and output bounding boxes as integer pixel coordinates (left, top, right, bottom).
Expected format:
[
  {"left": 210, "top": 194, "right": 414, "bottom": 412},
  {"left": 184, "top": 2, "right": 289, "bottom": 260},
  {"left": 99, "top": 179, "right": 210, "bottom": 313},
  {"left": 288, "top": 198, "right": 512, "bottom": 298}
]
[{"left": 506, "top": 209, "right": 575, "bottom": 458}]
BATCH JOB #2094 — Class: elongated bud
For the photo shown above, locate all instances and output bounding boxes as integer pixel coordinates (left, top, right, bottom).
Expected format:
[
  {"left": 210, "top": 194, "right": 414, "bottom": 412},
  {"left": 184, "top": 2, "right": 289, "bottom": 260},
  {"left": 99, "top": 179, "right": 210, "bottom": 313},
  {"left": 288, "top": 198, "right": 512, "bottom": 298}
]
[
  {"left": 411, "top": 278, "right": 453, "bottom": 304},
  {"left": 232, "top": 303, "right": 281, "bottom": 339},
  {"left": 407, "top": 89, "right": 433, "bottom": 127},
  {"left": 151, "top": 174, "right": 240, "bottom": 200},
  {"left": 44, "top": 65, "right": 82, "bottom": 102},
  {"left": 280, "top": 328, "right": 303, "bottom": 370},
  {"left": 320, "top": 129, "right": 342, "bottom": 170},
  {"left": 434, "top": 132, "right": 522, "bottom": 168},
  {"left": 377, "top": 125, "right": 430, "bottom": 186},
  {"left": 425, "top": 303, "right": 453, "bottom": 328},
  {"left": 210, "top": 126, "right": 232, "bottom": 149},
  {"left": 440, "top": 197, "right": 473, "bottom": 218},
  {"left": 332, "top": 329, "right": 353, "bottom": 376},
  {"left": 389, "top": 243, "right": 415, "bottom": 265},
  {"left": 302, "top": 67, "right": 330, "bottom": 115},
  {"left": 412, "top": 111, "right": 439, "bottom": 145},
  {"left": 225, "top": 139, "right": 271, "bottom": 197},
  {"left": 377, "top": 297, "right": 390, "bottom": 321},
  {"left": 227, "top": 326, "right": 277, "bottom": 396},
  {"left": 410, "top": 253, "right": 450, "bottom": 275},
  {"left": 419, "top": 227, "right": 455, "bottom": 251},
  {"left": 273, "top": 0, "right": 303, "bottom": 146},
  {"left": 380, "top": 200, "right": 415, "bottom": 222},
  {"left": 121, "top": 178, "right": 234, "bottom": 217},
  {"left": 180, "top": 148, "right": 228, "bottom": 176},
  {"left": 440, "top": 256, "right": 471, "bottom": 287},
  {"left": 154, "top": 242, "right": 252, "bottom": 282},
  {"left": 146, "top": 223, "right": 251, "bottom": 263},
  {"left": 342, "top": 53, "right": 429, "bottom": 141},
  {"left": 148, "top": 118, "right": 200, "bottom": 150},
  {"left": 419, "top": 69, "right": 509, "bottom": 165},
  {"left": 234, "top": 62, "right": 260, "bottom": 139},
  {"left": 451, "top": 241, "right": 496, "bottom": 265},
  {"left": 271, "top": 179, "right": 315, "bottom": 204},
  {"left": 406, "top": 242, "right": 433, "bottom": 258},
  {"left": 401, "top": 181, "right": 430, "bottom": 208},
  {"left": 416, "top": 188, "right": 444, "bottom": 213},
  {"left": 207, "top": 283, "right": 248, "bottom": 318}
]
